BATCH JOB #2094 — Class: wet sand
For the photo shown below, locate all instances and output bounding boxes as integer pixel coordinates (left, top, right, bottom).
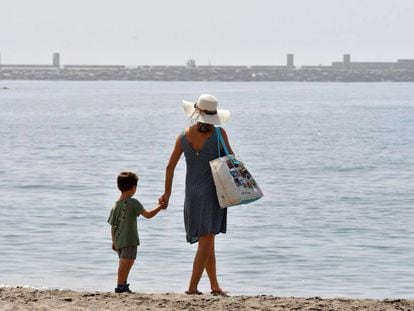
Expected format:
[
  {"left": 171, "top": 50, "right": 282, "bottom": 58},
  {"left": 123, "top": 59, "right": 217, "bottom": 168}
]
[{"left": 1, "top": 287, "right": 413, "bottom": 310}]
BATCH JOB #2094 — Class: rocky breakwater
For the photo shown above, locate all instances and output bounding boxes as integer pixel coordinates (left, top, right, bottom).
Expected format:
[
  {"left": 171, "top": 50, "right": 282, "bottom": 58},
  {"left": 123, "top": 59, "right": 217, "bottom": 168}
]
[{"left": 1, "top": 66, "right": 414, "bottom": 81}]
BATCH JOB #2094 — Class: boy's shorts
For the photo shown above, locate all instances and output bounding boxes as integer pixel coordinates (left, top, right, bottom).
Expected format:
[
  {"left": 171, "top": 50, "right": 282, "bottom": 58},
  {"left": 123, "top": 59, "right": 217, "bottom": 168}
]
[{"left": 117, "top": 246, "right": 137, "bottom": 259}]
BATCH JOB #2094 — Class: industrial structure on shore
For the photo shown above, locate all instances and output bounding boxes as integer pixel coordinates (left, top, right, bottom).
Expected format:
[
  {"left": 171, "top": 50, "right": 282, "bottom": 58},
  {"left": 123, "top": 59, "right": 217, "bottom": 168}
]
[{"left": 1, "top": 53, "right": 414, "bottom": 82}]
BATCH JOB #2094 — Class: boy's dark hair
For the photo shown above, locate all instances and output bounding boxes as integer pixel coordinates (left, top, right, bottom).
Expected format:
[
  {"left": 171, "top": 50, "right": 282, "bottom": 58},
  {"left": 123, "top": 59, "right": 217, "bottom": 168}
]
[{"left": 117, "top": 171, "right": 139, "bottom": 192}]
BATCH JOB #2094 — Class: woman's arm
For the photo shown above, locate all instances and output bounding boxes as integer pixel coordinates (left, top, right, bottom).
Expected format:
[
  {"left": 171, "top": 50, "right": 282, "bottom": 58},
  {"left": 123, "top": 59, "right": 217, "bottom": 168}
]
[{"left": 159, "top": 135, "right": 183, "bottom": 208}]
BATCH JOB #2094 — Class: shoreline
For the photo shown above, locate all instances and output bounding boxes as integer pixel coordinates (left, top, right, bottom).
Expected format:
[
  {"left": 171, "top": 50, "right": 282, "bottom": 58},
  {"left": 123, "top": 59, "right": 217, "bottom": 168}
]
[
  {"left": 1, "top": 287, "right": 413, "bottom": 311},
  {"left": 2, "top": 67, "right": 414, "bottom": 82}
]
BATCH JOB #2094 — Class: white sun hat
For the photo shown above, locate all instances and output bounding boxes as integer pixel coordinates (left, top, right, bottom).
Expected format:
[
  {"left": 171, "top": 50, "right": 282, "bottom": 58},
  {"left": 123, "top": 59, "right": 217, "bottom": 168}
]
[{"left": 182, "top": 94, "right": 230, "bottom": 125}]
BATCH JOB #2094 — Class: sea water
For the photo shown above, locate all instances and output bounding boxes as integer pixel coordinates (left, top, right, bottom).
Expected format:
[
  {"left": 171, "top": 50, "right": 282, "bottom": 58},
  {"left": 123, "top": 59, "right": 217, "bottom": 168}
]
[{"left": 0, "top": 81, "right": 413, "bottom": 298}]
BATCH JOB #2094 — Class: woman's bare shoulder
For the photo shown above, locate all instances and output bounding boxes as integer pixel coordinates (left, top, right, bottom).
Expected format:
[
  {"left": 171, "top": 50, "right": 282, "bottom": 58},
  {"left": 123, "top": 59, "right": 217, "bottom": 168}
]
[
  {"left": 175, "top": 128, "right": 189, "bottom": 144},
  {"left": 218, "top": 127, "right": 228, "bottom": 135}
]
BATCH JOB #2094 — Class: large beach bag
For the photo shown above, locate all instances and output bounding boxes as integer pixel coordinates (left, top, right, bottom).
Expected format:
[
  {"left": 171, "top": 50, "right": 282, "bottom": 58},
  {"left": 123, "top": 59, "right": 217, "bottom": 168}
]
[{"left": 210, "top": 127, "right": 263, "bottom": 208}]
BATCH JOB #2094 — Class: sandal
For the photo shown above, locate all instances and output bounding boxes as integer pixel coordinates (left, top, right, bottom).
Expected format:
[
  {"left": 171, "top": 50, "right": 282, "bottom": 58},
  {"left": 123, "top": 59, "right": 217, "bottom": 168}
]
[{"left": 115, "top": 283, "right": 133, "bottom": 294}]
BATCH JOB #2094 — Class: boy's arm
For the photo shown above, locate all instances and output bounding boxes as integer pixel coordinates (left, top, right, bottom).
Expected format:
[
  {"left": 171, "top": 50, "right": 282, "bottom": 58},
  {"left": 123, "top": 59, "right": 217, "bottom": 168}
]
[
  {"left": 111, "top": 227, "right": 116, "bottom": 251},
  {"left": 141, "top": 203, "right": 164, "bottom": 219}
]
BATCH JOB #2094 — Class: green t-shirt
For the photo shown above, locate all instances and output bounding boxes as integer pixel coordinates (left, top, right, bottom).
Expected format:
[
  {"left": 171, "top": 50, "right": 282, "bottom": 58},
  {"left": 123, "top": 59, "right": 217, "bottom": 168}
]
[{"left": 107, "top": 198, "right": 144, "bottom": 249}]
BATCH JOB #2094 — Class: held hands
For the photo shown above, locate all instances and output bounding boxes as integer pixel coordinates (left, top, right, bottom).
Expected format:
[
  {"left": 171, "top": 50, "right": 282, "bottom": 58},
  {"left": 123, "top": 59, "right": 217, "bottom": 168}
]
[
  {"left": 158, "top": 193, "right": 170, "bottom": 209},
  {"left": 158, "top": 202, "right": 167, "bottom": 210}
]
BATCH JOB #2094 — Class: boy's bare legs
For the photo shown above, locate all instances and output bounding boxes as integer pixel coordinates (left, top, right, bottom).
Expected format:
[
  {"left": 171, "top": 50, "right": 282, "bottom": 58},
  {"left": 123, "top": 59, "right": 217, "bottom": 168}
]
[
  {"left": 117, "top": 259, "right": 135, "bottom": 285},
  {"left": 187, "top": 234, "right": 214, "bottom": 293}
]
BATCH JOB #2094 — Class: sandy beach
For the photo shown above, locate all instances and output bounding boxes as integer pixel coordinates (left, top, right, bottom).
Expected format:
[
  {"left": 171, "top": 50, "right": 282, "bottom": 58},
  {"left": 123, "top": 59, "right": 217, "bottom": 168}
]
[{"left": 1, "top": 287, "right": 413, "bottom": 311}]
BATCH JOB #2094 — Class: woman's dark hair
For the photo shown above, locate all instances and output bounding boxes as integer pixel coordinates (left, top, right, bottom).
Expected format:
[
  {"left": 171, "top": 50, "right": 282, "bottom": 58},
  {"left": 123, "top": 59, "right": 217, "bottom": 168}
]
[
  {"left": 197, "top": 122, "right": 214, "bottom": 133},
  {"left": 117, "top": 171, "right": 139, "bottom": 192}
]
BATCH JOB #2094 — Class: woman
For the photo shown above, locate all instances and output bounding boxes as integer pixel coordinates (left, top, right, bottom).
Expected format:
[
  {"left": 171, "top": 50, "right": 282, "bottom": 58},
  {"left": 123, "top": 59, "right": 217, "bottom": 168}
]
[{"left": 159, "top": 94, "right": 233, "bottom": 296}]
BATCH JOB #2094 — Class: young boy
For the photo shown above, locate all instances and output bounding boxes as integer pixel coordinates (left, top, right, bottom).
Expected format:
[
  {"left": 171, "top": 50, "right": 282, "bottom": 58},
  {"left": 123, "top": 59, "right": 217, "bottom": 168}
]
[{"left": 108, "top": 171, "right": 164, "bottom": 293}]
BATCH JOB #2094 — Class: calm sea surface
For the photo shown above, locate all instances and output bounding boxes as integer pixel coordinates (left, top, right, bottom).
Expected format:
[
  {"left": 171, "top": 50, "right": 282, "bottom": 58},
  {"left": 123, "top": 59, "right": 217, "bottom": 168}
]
[{"left": 0, "top": 81, "right": 413, "bottom": 298}]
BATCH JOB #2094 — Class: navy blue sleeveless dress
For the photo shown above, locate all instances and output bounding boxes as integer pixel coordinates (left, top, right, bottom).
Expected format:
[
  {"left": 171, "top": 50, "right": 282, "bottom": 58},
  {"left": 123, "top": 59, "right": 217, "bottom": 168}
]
[{"left": 180, "top": 129, "right": 227, "bottom": 244}]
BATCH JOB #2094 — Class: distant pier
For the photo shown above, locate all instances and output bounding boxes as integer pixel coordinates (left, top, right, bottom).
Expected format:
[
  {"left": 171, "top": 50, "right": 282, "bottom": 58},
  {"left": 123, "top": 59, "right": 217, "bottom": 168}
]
[{"left": 1, "top": 53, "right": 414, "bottom": 82}]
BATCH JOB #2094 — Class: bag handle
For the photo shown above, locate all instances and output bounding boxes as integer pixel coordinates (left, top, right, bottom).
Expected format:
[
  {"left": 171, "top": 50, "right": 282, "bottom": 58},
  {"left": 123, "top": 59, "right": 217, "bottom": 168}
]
[
  {"left": 215, "top": 127, "right": 240, "bottom": 165},
  {"left": 215, "top": 127, "right": 230, "bottom": 157}
]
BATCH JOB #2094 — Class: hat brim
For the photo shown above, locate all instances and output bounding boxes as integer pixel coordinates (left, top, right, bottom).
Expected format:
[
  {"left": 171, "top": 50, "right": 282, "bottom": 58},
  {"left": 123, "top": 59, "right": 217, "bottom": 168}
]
[{"left": 182, "top": 100, "right": 230, "bottom": 125}]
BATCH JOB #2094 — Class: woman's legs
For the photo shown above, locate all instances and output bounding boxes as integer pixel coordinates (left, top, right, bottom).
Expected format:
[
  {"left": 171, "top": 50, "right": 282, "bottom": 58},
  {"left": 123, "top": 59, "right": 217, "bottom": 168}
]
[
  {"left": 187, "top": 234, "right": 214, "bottom": 293},
  {"left": 205, "top": 235, "right": 221, "bottom": 291},
  {"left": 187, "top": 233, "right": 225, "bottom": 294}
]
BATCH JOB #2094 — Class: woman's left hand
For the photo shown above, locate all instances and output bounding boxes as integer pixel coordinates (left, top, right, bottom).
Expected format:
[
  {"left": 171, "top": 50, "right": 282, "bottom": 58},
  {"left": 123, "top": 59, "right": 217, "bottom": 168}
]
[{"left": 158, "top": 193, "right": 170, "bottom": 209}]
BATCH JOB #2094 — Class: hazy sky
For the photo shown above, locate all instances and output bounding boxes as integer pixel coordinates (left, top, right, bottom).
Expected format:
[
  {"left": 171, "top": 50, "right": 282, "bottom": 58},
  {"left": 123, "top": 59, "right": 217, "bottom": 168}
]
[{"left": 1, "top": 0, "right": 414, "bottom": 66}]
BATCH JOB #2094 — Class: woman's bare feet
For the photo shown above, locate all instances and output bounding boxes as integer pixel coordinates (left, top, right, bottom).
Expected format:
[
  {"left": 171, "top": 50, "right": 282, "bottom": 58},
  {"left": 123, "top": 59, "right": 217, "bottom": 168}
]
[
  {"left": 185, "top": 290, "right": 203, "bottom": 295},
  {"left": 210, "top": 288, "right": 230, "bottom": 297}
]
